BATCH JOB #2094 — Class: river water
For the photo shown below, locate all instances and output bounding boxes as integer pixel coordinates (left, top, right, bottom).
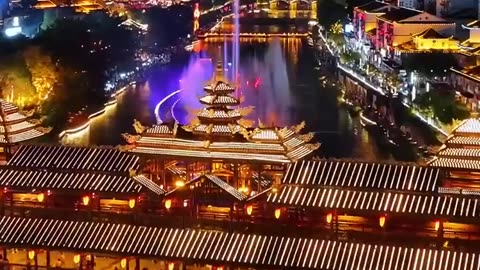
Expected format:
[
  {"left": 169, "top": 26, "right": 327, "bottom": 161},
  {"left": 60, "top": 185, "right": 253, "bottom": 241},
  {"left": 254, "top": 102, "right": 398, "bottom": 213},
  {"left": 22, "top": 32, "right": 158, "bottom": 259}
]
[{"left": 61, "top": 33, "right": 397, "bottom": 161}]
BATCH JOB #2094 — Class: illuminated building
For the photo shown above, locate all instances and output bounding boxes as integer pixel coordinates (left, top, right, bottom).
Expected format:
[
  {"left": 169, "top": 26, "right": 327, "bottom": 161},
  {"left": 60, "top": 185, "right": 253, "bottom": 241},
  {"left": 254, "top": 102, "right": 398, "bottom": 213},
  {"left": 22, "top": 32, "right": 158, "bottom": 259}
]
[
  {"left": 375, "top": 7, "right": 455, "bottom": 57},
  {"left": 394, "top": 28, "right": 459, "bottom": 53},
  {"left": 0, "top": 100, "right": 50, "bottom": 160},
  {"left": 429, "top": 117, "right": 480, "bottom": 188},
  {"left": 450, "top": 21, "right": 480, "bottom": 105},
  {"left": 353, "top": 1, "right": 391, "bottom": 41},
  {"left": 121, "top": 80, "right": 319, "bottom": 191},
  {"left": 0, "top": 144, "right": 165, "bottom": 212}
]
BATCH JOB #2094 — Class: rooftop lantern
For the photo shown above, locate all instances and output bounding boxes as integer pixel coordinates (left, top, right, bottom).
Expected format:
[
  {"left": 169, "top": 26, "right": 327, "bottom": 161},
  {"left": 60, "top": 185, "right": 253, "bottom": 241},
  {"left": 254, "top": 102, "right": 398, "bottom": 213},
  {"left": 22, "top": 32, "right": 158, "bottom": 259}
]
[
  {"left": 379, "top": 215, "right": 386, "bottom": 228},
  {"left": 434, "top": 220, "right": 441, "bottom": 231},
  {"left": 28, "top": 250, "right": 35, "bottom": 260},
  {"left": 274, "top": 208, "right": 281, "bottom": 219},
  {"left": 82, "top": 195, "right": 90, "bottom": 206},
  {"left": 37, "top": 193, "right": 44, "bottom": 203},
  {"left": 165, "top": 199, "right": 172, "bottom": 209},
  {"left": 73, "top": 254, "right": 81, "bottom": 264},
  {"left": 246, "top": 205, "right": 253, "bottom": 216},
  {"left": 129, "top": 198, "right": 136, "bottom": 209},
  {"left": 120, "top": 258, "right": 127, "bottom": 269},
  {"left": 326, "top": 212, "right": 333, "bottom": 224}
]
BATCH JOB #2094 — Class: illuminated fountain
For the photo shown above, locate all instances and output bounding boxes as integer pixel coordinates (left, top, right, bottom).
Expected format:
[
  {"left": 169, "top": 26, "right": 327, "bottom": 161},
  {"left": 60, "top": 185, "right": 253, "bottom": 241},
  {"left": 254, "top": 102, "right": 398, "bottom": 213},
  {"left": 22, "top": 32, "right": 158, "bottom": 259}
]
[{"left": 240, "top": 39, "right": 292, "bottom": 126}]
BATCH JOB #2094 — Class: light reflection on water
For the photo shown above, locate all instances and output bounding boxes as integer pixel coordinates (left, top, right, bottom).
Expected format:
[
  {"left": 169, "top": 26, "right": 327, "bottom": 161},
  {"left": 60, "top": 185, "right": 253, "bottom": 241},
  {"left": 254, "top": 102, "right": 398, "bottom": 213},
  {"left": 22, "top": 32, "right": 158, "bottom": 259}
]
[{"left": 61, "top": 37, "right": 390, "bottom": 160}]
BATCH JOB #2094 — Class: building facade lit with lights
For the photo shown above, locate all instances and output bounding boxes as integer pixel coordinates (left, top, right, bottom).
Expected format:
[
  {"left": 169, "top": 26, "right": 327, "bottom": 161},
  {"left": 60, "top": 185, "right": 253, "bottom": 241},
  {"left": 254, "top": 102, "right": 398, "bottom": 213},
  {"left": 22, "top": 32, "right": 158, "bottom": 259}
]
[
  {"left": 121, "top": 80, "right": 319, "bottom": 195},
  {"left": 353, "top": 1, "right": 456, "bottom": 61}
]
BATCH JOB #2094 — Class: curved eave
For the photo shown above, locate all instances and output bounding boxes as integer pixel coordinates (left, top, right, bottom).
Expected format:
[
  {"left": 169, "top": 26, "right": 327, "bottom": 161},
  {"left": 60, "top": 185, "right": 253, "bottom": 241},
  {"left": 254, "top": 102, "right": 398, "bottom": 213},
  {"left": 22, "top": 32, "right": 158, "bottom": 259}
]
[{"left": 199, "top": 100, "right": 240, "bottom": 106}]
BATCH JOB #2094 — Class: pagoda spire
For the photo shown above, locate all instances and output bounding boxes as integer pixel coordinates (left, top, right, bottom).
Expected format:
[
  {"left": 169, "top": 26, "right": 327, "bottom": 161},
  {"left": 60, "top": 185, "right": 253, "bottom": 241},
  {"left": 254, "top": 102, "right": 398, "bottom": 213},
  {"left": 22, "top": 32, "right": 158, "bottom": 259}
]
[{"left": 183, "top": 81, "right": 245, "bottom": 139}]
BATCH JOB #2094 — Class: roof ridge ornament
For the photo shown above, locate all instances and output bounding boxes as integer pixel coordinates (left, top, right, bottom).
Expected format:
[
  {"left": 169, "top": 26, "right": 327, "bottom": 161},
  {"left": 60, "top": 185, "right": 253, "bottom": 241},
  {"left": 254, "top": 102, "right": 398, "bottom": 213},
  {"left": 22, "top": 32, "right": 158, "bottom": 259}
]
[
  {"left": 133, "top": 119, "right": 146, "bottom": 134},
  {"left": 298, "top": 132, "right": 315, "bottom": 142},
  {"left": 122, "top": 133, "right": 141, "bottom": 144},
  {"left": 292, "top": 121, "right": 306, "bottom": 134}
]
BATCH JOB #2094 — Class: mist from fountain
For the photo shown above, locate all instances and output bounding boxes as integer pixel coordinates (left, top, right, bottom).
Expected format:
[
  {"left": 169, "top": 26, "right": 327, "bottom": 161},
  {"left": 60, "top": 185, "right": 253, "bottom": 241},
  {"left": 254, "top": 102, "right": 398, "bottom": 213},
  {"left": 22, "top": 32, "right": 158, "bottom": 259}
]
[
  {"left": 241, "top": 39, "right": 292, "bottom": 126},
  {"left": 176, "top": 54, "right": 214, "bottom": 123},
  {"left": 233, "top": 0, "right": 240, "bottom": 86}
]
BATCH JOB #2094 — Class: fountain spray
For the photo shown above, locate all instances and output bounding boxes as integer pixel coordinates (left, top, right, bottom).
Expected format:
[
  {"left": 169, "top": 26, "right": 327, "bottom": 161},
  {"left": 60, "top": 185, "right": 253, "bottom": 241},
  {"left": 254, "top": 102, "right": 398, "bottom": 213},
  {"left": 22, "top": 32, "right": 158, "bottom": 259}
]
[{"left": 233, "top": 0, "right": 240, "bottom": 88}]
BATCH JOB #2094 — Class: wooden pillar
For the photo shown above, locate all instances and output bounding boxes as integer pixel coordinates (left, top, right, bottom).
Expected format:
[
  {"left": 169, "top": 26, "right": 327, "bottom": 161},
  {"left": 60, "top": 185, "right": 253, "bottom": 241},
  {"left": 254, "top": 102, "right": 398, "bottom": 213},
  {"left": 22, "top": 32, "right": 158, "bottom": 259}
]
[
  {"left": 46, "top": 251, "right": 50, "bottom": 269},
  {"left": 135, "top": 257, "right": 140, "bottom": 270},
  {"left": 257, "top": 164, "right": 261, "bottom": 192},
  {"left": 34, "top": 251, "right": 38, "bottom": 270},
  {"left": 437, "top": 221, "right": 444, "bottom": 240},
  {"left": 233, "top": 163, "right": 238, "bottom": 188},
  {"left": 186, "top": 161, "right": 191, "bottom": 182},
  {"left": 162, "top": 159, "right": 166, "bottom": 188},
  {"left": 334, "top": 210, "right": 339, "bottom": 237}
]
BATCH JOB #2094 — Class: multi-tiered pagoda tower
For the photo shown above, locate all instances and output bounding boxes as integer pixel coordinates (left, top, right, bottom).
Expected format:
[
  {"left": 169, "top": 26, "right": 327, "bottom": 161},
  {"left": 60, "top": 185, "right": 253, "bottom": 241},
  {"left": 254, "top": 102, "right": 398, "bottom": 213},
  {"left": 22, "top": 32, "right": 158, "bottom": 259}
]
[{"left": 184, "top": 81, "right": 242, "bottom": 139}]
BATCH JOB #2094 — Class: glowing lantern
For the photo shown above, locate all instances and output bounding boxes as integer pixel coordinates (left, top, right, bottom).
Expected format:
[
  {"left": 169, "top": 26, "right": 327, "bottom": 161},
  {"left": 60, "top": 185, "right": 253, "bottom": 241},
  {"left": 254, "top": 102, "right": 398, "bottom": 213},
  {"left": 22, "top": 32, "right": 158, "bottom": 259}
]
[
  {"left": 274, "top": 208, "right": 281, "bottom": 219},
  {"left": 120, "top": 258, "right": 127, "bottom": 269},
  {"left": 326, "top": 212, "right": 332, "bottom": 224},
  {"left": 379, "top": 215, "right": 386, "bottom": 228},
  {"left": 165, "top": 199, "right": 172, "bottom": 209},
  {"left": 175, "top": 180, "right": 185, "bottom": 188},
  {"left": 246, "top": 205, "right": 253, "bottom": 216},
  {"left": 73, "top": 254, "right": 81, "bottom": 264},
  {"left": 183, "top": 200, "right": 188, "bottom": 207},
  {"left": 27, "top": 250, "right": 35, "bottom": 260},
  {"left": 128, "top": 199, "right": 136, "bottom": 209},
  {"left": 82, "top": 195, "right": 90, "bottom": 206},
  {"left": 434, "top": 220, "right": 441, "bottom": 231},
  {"left": 168, "top": 262, "right": 174, "bottom": 270},
  {"left": 37, "top": 193, "right": 44, "bottom": 202}
]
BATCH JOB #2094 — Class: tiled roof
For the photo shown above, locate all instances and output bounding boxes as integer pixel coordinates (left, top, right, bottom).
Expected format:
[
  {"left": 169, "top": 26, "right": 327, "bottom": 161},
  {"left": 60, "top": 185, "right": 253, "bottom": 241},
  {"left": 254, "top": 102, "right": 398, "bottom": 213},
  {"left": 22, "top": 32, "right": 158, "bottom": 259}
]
[
  {"left": 414, "top": 28, "right": 448, "bottom": 39},
  {"left": 9, "top": 145, "right": 140, "bottom": 173},
  {"left": 355, "top": 1, "right": 390, "bottom": 13},
  {"left": 283, "top": 160, "right": 440, "bottom": 192},
  {"left": 0, "top": 167, "right": 164, "bottom": 195},
  {"left": 2, "top": 216, "right": 480, "bottom": 269},
  {"left": 268, "top": 186, "right": 480, "bottom": 219},
  {"left": 378, "top": 8, "right": 422, "bottom": 22}
]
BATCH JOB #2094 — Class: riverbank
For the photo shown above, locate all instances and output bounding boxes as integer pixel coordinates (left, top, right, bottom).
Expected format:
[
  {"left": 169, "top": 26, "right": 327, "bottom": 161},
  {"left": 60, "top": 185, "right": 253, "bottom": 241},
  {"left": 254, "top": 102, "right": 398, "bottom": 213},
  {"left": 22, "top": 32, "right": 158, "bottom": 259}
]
[
  {"left": 317, "top": 28, "right": 447, "bottom": 142},
  {"left": 58, "top": 82, "right": 135, "bottom": 140}
]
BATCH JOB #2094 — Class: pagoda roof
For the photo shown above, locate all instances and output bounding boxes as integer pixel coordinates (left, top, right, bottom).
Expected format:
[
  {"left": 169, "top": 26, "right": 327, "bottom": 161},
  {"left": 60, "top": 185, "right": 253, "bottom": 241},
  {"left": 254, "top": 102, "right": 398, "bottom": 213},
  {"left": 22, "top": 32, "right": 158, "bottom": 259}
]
[
  {"left": 0, "top": 99, "right": 49, "bottom": 144},
  {"left": 428, "top": 118, "right": 480, "bottom": 170},
  {"left": 204, "top": 81, "right": 235, "bottom": 94},
  {"left": 197, "top": 108, "right": 242, "bottom": 121},
  {"left": 3, "top": 216, "right": 480, "bottom": 269},
  {"left": 199, "top": 94, "right": 239, "bottom": 106},
  {"left": 451, "top": 118, "right": 480, "bottom": 135},
  {"left": 124, "top": 123, "right": 319, "bottom": 163},
  {"left": 122, "top": 80, "right": 319, "bottom": 163},
  {"left": 429, "top": 157, "right": 480, "bottom": 170},
  {"left": 192, "top": 123, "right": 241, "bottom": 136}
]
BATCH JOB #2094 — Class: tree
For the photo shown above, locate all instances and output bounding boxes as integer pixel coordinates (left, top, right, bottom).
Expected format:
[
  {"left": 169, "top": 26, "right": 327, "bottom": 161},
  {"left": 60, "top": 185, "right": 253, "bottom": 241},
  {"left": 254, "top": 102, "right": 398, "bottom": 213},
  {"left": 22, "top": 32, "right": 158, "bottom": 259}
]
[
  {"left": 414, "top": 89, "right": 470, "bottom": 124},
  {"left": 23, "top": 46, "right": 58, "bottom": 102}
]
